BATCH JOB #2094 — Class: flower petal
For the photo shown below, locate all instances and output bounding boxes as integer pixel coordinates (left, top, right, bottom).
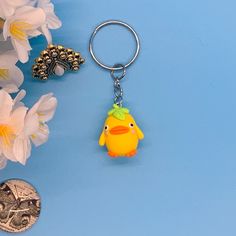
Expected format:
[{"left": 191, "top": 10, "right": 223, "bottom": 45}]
[
  {"left": 14, "top": 6, "right": 46, "bottom": 27},
  {"left": 41, "top": 24, "right": 52, "bottom": 44},
  {"left": 38, "top": 97, "right": 57, "bottom": 122},
  {"left": 2, "top": 143, "right": 16, "bottom": 162},
  {"left": 37, "top": 0, "right": 62, "bottom": 30},
  {"left": 37, "top": 0, "right": 54, "bottom": 13},
  {"left": 27, "top": 94, "right": 52, "bottom": 117},
  {"left": 31, "top": 123, "right": 49, "bottom": 147},
  {"left": 9, "top": 65, "right": 24, "bottom": 88},
  {"left": 9, "top": 106, "right": 27, "bottom": 135},
  {"left": 7, "top": 0, "right": 30, "bottom": 8},
  {"left": 11, "top": 38, "right": 31, "bottom": 63},
  {"left": 0, "top": 89, "right": 13, "bottom": 123},
  {"left": 0, "top": 2, "right": 15, "bottom": 18},
  {"left": 24, "top": 112, "right": 39, "bottom": 136},
  {"left": 47, "top": 13, "right": 62, "bottom": 29},
  {"left": 13, "top": 134, "right": 31, "bottom": 165},
  {"left": 13, "top": 89, "right": 26, "bottom": 108},
  {"left": 28, "top": 29, "right": 42, "bottom": 38},
  {"left": 0, "top": 50, "right": 18, "bottom": 68},
  {"left": 1, "top": 84, "right": 19, "bottom": 93},
  {"left": 0, "top": 65, "right": 24, "bottom": 93}
]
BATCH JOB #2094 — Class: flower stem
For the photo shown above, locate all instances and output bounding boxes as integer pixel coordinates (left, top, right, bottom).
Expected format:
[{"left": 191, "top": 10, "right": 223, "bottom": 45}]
[{"left": 0, "top": 18, "right": 4, "bottom": 30}]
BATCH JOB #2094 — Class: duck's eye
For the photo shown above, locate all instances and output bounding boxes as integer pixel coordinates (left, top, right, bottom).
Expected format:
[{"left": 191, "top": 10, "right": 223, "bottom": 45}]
[
  {"left": 104, "top": 125, "right": 109, "bottom": 131},
  {"left": 129, "top": 123, "right": 134, "bottom": 128}
]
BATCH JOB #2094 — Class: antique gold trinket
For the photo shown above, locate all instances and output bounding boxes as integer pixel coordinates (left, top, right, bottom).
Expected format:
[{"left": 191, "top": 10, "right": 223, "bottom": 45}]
[{"left": 32, "top": 44, "right": 85, "bottom": 80}]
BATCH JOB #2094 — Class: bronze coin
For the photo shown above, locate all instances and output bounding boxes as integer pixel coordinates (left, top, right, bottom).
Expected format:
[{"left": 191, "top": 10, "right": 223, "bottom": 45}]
[{"left": 0, "top": 179, "right": 41, "bottom": 233}]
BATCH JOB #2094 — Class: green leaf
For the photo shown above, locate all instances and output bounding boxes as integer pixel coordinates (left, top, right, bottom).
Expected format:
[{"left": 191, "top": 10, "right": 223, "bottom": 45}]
[
  {"left": 121, "top": 108, "right": 129, "bottom": 113},
  {"left": 107, "top": 104, "right": 130, "bottom": 120},
  {"left": 114, "top": 110, "right": 125, "bottom": 120},
  {"left": 108, "top": 109, "right": 115, "bottom": 116}
]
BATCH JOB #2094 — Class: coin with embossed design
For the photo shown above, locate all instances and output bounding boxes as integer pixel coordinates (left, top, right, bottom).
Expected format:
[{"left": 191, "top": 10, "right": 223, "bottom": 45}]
[{"left": 0, "top": 179, "right": 41, "bottom": 233}]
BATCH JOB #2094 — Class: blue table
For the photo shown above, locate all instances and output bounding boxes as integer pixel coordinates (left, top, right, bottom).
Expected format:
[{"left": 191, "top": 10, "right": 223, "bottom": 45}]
[{"left": 1, "top": 0, "right": 236, "bottom": 235}]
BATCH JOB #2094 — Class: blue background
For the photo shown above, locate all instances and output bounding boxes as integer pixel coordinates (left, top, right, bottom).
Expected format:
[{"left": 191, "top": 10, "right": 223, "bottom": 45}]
[{"left": 1, "top": 0, "right": 236, "bottom": 235}]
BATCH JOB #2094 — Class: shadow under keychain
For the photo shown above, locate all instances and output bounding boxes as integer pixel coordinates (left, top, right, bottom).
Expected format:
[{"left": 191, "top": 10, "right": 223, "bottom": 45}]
[{"left": 89, "top": 20, "right": 144, "bottom": 158}]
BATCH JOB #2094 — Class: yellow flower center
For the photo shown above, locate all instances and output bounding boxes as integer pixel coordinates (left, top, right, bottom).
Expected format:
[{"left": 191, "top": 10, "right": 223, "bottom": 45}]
[
  {"left": 31, "top": 134, "right": 36, "bottom": 140},
  {"left": 9, "top": 21, "right": 32, "bottom": 41},
  {"left": 0, "top": 69, "right": 9, "bottom": 81},
  {"left": 0, "top": 125, "right": 15, "bottom": 147}
]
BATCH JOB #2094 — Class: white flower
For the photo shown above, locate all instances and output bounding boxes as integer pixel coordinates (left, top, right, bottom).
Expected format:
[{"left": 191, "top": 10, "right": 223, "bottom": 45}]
[
  {"left": 0, "top": 90, "right": 28, "bottom": 164},
  {"left": 0, "top": 89, "right": 57, "bottom": 167},
  {"left": 0, "top": 50, "right": 24, "bottom": 93},
  {"left": 13, "top": 93, "right": 57, "bottom": 165},
  {"left": 37, "top": 0, "right": 62, "bottom": 44},
  {"left": 2, "top": 6, "right": 46, "bottom": 63},
  {"left": 0, "top": 0, "right": 29, "bottom": 19},
  {"left": 0, "top": 1, "right": 59, "bottom": 168}
]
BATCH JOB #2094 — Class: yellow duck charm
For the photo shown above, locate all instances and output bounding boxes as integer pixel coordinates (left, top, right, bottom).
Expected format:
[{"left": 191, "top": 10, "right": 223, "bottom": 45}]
[{"left": 99, "top": 104, "right": 144, "bottom": 157}]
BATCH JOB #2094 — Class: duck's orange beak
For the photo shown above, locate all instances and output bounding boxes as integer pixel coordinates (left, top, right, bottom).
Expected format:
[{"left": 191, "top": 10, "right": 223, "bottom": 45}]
[{"left": 110, "top": 126, "right": 129, "bottom": 135}]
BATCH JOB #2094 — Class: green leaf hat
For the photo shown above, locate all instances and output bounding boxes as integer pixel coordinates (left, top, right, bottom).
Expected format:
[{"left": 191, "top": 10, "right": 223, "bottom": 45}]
[{"left": 108, "top": 104, "right": 130, "bottom": 120}]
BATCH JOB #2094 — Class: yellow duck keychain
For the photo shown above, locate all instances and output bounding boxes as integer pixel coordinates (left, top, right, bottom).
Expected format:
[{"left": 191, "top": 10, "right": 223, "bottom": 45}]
[
  {"left": 99, "top": 104, "right": 144, "bottom": 157},
  {"left": 89, "top": 20, "right": 144, "bottom": 158}
]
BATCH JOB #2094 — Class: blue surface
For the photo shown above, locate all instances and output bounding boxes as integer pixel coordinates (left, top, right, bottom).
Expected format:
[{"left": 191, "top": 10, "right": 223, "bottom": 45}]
[{"left": 1, "top": 0, "right": 236, "bottom": 235}]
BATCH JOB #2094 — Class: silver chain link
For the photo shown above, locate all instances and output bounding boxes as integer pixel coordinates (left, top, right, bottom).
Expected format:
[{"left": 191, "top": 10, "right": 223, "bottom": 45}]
[
  {"left": 111, "top": 64, "right": 126, "bottom": 107},
  {"left": 114, "top": 78, "right": 123, "bottom": 107}
]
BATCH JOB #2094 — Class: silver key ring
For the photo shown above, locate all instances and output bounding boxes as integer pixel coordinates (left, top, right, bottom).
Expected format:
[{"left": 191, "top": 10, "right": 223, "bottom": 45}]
[{"left": 89, "top": 20, "right": 140, "bottom": 71}]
